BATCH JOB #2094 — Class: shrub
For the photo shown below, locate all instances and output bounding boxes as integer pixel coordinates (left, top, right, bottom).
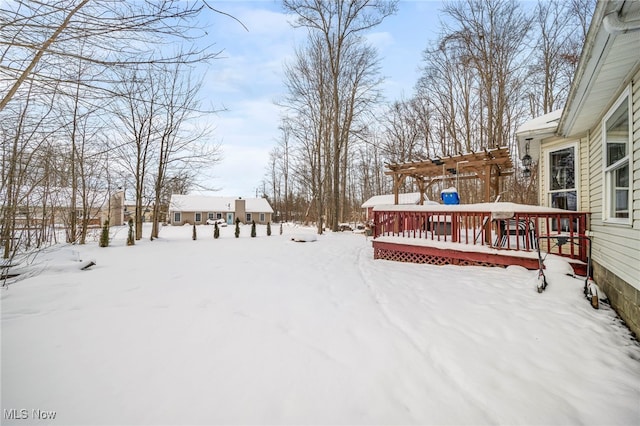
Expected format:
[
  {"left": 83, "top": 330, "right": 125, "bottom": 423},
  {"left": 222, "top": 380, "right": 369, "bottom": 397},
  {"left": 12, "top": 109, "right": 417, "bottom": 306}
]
[
  {"left": 214, "top": 222, "right": 219, "bottom": 239},
  {"left": 235, "top": 218, "right": 240, "bottom": 238},
  {"left": 99, "top": 220, "right": 109, "bottom": 247},
  {"left": 279, "top": 222, "right": 283, "bottom": 235},
  {"left": 251, "top": 220, "right": 256, "bottom": 238},
  {"left": 267, "top": 221, "right": 271, "bottom": 236},
  {"left": 192, "top": 223, "right": 197, "bottom": 240}
]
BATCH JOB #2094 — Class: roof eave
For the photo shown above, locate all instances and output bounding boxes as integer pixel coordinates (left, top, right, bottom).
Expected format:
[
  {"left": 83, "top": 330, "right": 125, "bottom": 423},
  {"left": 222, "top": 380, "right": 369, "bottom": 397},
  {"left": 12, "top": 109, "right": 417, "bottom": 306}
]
[{"left": 558, "top": 0, "right": 635, "bottom": 137}]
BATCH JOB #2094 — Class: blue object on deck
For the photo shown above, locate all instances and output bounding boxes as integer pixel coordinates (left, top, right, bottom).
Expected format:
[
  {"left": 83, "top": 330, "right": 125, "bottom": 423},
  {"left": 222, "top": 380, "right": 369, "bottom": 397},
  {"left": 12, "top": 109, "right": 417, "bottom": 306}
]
[{"left": 441, "top": 190, "right": 460, "bottom": 205}]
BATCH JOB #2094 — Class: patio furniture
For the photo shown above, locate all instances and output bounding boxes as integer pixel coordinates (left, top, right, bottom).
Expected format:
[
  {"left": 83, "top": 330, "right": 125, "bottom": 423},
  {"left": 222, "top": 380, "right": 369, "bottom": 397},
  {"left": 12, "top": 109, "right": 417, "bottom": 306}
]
[{"left": 494, "top": 218, "right": 537, "bottom": 249}]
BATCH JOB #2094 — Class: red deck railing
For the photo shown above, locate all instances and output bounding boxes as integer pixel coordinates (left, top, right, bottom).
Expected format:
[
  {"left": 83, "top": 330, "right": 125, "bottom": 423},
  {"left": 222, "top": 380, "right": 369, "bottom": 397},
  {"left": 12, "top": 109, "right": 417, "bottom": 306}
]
[{"left": 372, "top": 207, "right": 590, "bottom": 263}]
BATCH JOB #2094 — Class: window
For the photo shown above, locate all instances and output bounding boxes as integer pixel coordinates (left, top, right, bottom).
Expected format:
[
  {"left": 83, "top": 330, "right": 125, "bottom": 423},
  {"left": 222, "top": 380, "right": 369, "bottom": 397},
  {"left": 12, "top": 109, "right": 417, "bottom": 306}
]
[
  {"left": 547, "top": 144, "right": 577, "bottom": 232},
  {"left": 208, "top": 212, "right": 215, "bottom": 220},
  {"left": 603, "top": 91, "right": 631, "bottom": 223},
  {"left": 260, "top": 213, "right": 265, "bottom": 222},
  {"left": 174, "top": 212, "right": 181, "bottom": 223},
  {"left": 246, "top": 213, "right": 252, "bottom": 222},
  {"left": 195, "top": 212, "right": 202, "bottom": 223},
  {"left": 216, "top": 213, "right": 222, "bottom": 219},
  {"left": 549, "top": 146, "right": 577, "bottom": 210}
]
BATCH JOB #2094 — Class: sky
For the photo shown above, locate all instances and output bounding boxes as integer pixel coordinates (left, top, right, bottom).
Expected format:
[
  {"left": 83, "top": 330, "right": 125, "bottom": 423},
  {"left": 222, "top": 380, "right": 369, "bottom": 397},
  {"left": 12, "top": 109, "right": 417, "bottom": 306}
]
[{"left": 195, "top": 0, "right": 444, "bottom": 198}]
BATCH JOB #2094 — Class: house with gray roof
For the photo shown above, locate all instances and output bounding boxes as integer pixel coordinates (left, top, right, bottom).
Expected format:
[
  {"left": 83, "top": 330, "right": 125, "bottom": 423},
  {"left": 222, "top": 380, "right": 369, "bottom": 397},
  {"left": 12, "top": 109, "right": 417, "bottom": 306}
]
[{"left": 169, "top": 195, "right": 274, "bottom": 226}]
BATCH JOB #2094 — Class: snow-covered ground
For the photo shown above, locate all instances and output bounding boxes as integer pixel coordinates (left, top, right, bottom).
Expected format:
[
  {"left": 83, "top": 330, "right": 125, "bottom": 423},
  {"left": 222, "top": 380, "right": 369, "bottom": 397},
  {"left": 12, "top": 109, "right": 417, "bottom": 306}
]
[{"left": 2, "top": 223, "right": 639, "bottom": 425}]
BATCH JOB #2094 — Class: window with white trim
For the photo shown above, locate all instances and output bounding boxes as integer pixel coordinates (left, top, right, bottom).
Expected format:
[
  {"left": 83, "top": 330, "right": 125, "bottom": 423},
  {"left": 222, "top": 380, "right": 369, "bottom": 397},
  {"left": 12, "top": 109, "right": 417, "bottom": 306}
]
[
  {"left": 603, "top": 91, "right": 631, "bottom": 223},
  {"left": 246, "top": 213, "right": 252, "bottom": 222},
  {"left": 549, "top": 145, "right": 577, "bottom": 210},
  {"left": 260, "top": 213, "right": 265, "bottom": 222},
  {"left": 547, "top": 144, "right": 577, "bottom": 231},
  {"left": 208, "top": 212, "right": 215, "bottom": 220},
  {"left": 195, "top": 212, "right": 202, "bottom": 222},
  {"left": 174, "top": 212, "right": 181, "bottom": 223}
]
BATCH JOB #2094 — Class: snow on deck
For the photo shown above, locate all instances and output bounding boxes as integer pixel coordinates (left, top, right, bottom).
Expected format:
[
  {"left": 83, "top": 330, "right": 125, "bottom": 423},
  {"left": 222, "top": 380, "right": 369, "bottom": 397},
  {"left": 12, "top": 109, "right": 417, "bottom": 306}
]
[{"left": 373, "top": 201, "right": 587, "bottom": 214}]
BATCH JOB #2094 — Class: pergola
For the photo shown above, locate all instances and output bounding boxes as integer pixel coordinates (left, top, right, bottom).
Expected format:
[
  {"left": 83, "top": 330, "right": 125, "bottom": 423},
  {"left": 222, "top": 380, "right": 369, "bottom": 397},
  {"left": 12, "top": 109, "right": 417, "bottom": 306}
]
[{"left": 385, "top": 146, "right": 514, "bottom": 204}]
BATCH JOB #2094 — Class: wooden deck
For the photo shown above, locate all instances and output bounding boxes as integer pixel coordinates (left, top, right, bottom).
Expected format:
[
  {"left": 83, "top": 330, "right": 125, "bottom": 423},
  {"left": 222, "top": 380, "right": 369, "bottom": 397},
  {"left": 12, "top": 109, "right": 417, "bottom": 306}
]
[{"left": 371, "top": 202, "right": 590, "bottom": 275}]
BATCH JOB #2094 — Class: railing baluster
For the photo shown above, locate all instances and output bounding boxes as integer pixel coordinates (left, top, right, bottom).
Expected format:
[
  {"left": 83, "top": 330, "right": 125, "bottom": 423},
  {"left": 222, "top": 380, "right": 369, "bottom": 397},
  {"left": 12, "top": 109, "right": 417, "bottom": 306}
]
[{"left": 371, "top": 208, "right": 588, "bottom": 265}]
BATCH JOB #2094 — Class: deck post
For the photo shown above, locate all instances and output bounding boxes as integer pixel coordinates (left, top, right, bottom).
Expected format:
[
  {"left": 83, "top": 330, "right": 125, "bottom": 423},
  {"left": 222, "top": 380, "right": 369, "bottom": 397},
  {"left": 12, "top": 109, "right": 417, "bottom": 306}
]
[
  {"left": 393, "top": 175, "right": 405, "bottom": 205},
  {"left": 417, "top": 179, "right": 425, "bottom": 205},
  {"left": 484, "top": 164, "right": 492, "bottom": 202},
  {"left": 451, "top": 212, "right": 458, "bottom": 243}
]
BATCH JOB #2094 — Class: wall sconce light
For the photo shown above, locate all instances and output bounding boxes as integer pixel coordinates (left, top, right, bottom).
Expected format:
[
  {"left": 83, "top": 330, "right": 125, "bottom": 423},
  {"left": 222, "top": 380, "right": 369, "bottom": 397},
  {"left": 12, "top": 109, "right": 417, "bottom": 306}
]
[
  {"left": 522, "top": 138, "right": 533, "bottom": 168},
  {"left": 521, "top": 138, "right": 533, "bottom": 179}
]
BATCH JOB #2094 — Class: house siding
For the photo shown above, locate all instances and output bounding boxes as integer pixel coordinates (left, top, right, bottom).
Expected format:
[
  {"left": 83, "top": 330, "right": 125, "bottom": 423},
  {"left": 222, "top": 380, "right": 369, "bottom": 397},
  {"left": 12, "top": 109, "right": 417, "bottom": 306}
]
[
  {"left": 586, "top": 68, "right": 640, "bottom": 290},
  {"left": 588, "top": 67, "right": 640, "bottom": 337},
  {"left": 588, "top": 124, "right": 604, "bottom": 220},
  {"left": 634, "top": 67, "right": 640, "bottom": 229},
  {"left": 579, "top": 136, "right": 590, "bottom": 211}
]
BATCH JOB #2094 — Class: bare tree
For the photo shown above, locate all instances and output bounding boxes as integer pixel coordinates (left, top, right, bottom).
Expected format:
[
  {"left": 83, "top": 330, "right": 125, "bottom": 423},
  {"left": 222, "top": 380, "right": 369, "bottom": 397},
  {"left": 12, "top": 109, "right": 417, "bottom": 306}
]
[
  {"left": 526, "top": 0, "right": 592, "bottom": 116},
  {"left": 0, "top": 79, "right": 58, "bottom": 258},
  {"left": 112, "top": 66, "right": 157, "bottom": 240},
  {"left": 282, "top": 35, "right": 331, "bottom": 233},
  {"left": 0, "top": 0, "right": 223, "bottom": 111},
  {"left": 149, "top": 64, "right": 221, "bottom": 240},
  {"left": 439, "top": 0, "right": 531, "bottom": 149},
  {"left": 283, "top": 0, "right": 397, "bottom": 231},
  {"left": 1, "top": 1, "right": 235, "bottom": 257}
]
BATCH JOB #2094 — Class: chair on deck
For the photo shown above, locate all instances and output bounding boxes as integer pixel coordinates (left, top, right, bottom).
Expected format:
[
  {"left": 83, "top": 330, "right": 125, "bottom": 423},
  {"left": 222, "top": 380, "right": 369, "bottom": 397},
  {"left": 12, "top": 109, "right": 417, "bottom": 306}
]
[{"left": 494, "top": 219, "right": 537, "bottom": 250}]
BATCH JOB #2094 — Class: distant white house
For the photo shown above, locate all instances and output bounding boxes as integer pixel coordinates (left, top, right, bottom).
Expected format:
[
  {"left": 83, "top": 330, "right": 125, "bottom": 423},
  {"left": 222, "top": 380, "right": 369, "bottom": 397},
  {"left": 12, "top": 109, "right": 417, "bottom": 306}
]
[
  {"left": 168, "top": 195, "right": 274, "bottom": 225},
  {"left": 361, "top": 192, "right": 437, "bottom": 221}
]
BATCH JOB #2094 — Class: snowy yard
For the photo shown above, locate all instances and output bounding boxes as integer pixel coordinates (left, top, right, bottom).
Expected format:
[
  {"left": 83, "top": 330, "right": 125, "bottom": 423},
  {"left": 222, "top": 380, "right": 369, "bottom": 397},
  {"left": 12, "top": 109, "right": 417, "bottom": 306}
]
[{"left": 2, "top": 223, "right": 639, "bottom": 425}]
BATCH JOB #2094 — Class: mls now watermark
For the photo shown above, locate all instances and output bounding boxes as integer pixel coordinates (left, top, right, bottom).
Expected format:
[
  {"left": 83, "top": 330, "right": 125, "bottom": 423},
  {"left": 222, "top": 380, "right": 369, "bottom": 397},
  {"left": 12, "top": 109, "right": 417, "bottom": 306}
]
[{"left": 4, "top": 409, "right": 57, "bottom": 420}]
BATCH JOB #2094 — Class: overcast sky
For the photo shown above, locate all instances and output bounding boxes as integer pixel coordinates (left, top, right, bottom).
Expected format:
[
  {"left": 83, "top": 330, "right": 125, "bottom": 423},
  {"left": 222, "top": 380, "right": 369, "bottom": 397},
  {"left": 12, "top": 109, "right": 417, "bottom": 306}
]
[{"left": 197, "top": 0, "right": 443, "bottom": 198}]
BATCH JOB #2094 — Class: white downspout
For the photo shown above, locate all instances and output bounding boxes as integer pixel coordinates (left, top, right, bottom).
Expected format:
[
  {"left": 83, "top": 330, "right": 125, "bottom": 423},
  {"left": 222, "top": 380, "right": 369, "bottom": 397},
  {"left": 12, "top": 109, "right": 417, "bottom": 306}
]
[{"left": 603, "top": 10, "right": 640, "bottom": 34}]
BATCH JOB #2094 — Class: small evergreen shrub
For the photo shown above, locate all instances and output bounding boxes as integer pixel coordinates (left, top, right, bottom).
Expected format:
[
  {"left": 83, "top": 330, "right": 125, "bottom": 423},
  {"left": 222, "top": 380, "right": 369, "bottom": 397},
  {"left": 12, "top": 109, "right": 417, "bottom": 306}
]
[
  {"left": 99, "top": 220, "right": 109, "bottom": 247},
  {"left": 192, "top": 223, "right": 197, "bottom": 240},
  {"left": 267, "top": 221, "right": 271, "bottom": 236},
  {"left": 279, "top": 223, "right": 283, "bottom": 235},
  {"left": 127, "top": 218, "right": 135, "bottom": 246},
  {"left": 235, "top": 218, "right": 240, "bottom": 238},
  {"left": 214, "top": 222, "right": 220, "bottom": 239},
  {"left": 251, "top": 220, "right": 256, "bottom": 238}
]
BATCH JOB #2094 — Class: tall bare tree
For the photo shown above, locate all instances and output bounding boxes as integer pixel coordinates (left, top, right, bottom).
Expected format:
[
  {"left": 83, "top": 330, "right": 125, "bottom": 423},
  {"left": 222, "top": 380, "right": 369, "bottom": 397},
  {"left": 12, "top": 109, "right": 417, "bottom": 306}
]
[
  {"left": 283, "top": 0, "right": 396, "bottom": 231},
  {"left": 149, "top": 64, "right": 221, "bottom": 240},
  {"left": 439, "top": 0, "right": 531, "bottom": 150}
]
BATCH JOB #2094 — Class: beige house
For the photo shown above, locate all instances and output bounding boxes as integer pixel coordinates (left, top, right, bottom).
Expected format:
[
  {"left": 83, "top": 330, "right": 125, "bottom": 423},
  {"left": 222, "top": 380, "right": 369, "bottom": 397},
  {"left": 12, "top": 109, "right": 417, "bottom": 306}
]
[
  {"left": 169, "top": 195, "right": 274, "bottom": 226},
  {"left": 516, "top": 0, "right": 640, "bottom": 336}
]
